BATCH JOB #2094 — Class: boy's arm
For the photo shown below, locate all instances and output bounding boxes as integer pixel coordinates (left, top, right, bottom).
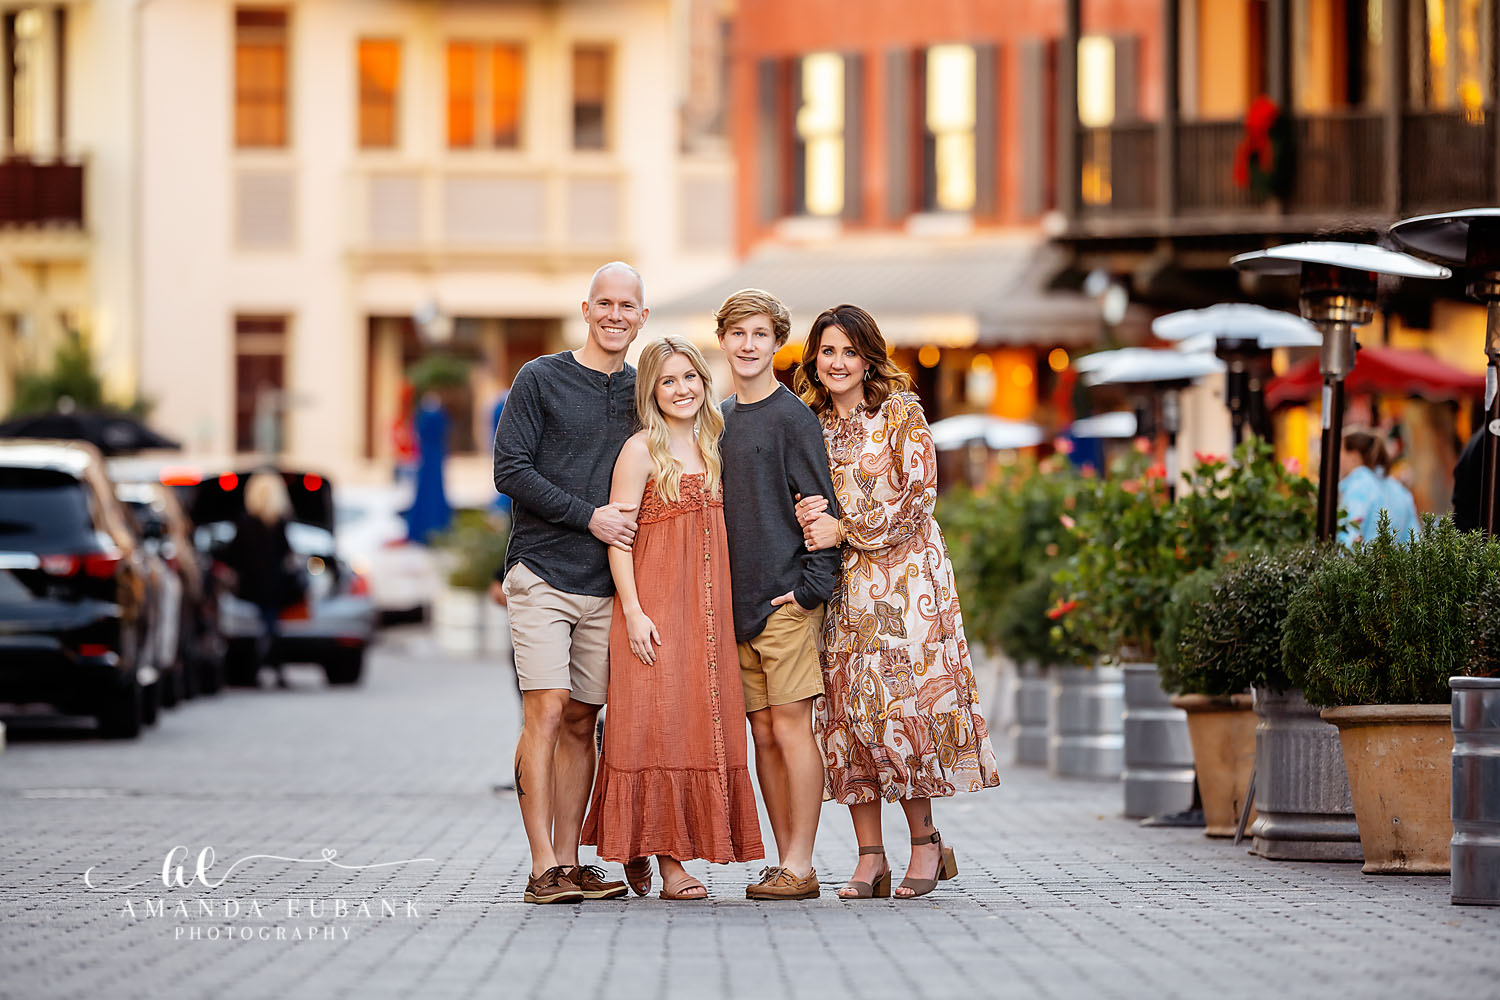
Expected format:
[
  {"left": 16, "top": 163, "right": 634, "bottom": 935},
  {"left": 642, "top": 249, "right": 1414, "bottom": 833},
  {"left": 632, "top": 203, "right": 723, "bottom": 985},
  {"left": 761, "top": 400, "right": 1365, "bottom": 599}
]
[
  {"left": 492, "top": 367, "right": 597, "bottom": 533},
  {"left": 784, "top": 412, "right": 843, "bottom": 610}
]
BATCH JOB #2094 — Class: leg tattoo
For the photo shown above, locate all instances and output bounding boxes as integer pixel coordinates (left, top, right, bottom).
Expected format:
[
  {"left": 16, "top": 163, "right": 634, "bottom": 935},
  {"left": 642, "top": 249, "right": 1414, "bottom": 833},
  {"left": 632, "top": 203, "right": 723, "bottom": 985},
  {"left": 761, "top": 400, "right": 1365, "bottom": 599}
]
[{"left": 514, "top": 761, "right": 526, "bottom": 799}]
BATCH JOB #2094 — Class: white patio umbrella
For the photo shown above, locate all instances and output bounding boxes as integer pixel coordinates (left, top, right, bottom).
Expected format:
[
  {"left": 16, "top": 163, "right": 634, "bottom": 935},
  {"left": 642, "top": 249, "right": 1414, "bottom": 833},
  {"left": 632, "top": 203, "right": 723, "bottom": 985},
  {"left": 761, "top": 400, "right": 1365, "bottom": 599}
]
[
  {"left": 928, "top": 413, "right": 1044, "bottom": 451},
  {"left": 1067, "top": 411, "right": 1137, "bottom": 439},
  {"left": 1152, "top": 303, "right": 1322, "bottom": 350},
  {"left": 1083, "top": 350, "right": 1225, "bottom": 387}
]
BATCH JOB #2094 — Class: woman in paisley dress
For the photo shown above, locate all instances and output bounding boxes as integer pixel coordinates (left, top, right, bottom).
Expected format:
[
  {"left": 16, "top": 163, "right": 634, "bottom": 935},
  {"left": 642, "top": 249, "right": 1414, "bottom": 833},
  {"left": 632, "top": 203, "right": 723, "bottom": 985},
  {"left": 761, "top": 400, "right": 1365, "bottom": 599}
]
[
  {"left": 794, "top": 304, "right": 1000, "bottom": 900},
  {"left": 580, "top": 337, "right": 764, "bottom": 900}
]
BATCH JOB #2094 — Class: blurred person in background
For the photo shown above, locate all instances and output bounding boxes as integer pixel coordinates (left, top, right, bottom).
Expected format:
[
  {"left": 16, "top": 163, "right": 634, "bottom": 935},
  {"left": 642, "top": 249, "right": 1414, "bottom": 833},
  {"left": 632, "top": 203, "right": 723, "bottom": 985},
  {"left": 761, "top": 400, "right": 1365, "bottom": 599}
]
[
  {"left": 1340, "top": 426, "right": 1419, "bottom": 543},
  {"left": 227, "top": 470, "right": 298, "bottom": 688}
]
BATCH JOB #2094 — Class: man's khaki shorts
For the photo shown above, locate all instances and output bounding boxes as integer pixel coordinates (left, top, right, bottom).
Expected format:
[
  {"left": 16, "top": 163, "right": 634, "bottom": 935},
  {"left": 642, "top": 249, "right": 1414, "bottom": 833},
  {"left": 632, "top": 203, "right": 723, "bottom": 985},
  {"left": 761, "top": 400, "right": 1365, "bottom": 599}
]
[
  {"left": 501, "top": 562, "right": 611, "bottom": 705},
  {"left": 737, "top": 602, "right": 825, "bottom": 713}
]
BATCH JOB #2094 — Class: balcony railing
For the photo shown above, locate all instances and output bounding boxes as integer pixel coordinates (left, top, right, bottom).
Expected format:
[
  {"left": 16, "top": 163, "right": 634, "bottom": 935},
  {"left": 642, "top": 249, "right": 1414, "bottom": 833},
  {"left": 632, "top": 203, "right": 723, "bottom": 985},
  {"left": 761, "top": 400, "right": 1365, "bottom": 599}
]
[
  {"left": 1073, "top": 110, "right": 1498, "bottom": 232},
  {"left": 0, "top": 157, "right": 85, "bottom": 229},
  {"left": 346, "top": 162, "right": 630, "bottom": 265}
]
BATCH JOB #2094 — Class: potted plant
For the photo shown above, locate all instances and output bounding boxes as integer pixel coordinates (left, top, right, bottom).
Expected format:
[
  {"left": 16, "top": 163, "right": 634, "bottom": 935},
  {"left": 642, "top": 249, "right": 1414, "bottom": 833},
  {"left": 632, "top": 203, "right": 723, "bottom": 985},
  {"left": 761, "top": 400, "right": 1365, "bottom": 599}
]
[
  {"left": 1454, "top": 573, "right": 1500, "bottom": 904},
  {"left": 431, "top": 508, "right": 510, "bottom": 656},
  {"left": 1286, "top": 515, "right": 1500, "bottom": 874}
]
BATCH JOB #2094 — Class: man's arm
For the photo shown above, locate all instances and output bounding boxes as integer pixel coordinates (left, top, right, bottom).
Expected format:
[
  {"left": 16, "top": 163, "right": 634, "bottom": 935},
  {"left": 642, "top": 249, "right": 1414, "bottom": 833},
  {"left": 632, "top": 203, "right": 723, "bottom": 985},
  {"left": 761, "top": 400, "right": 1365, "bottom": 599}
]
[
  {"left": 492, "top": 367, "right": 595, "bottom": 532},
  {"left": 784, "top": 410, "right": 842, "bottom": 610}
]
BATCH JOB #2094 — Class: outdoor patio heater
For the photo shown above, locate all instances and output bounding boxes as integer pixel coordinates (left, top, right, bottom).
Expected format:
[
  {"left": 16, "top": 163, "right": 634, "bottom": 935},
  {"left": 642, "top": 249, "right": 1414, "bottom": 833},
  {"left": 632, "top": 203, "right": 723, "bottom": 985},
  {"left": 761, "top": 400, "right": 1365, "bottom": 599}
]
[
  {"left": 1151, "top": 304, "right": 1322, "bottom": 449},
  {"left": 1082, "top": 349, "right": 1225, "bottom": 501},
  {"left": 1230, "top": 243, "right": 1450, "bottom": 540},
  {"left": 1391, "top": 209, "right": 1500, "bottom": 534}
]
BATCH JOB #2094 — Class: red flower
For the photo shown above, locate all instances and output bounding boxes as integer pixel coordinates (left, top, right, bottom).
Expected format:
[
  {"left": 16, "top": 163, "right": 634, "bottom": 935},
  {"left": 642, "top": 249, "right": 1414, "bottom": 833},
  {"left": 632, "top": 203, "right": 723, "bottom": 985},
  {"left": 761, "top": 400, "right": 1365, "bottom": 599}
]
[
  {"left": 1081, "top": 463, "right": 1097, "bottom": 479},
  {"left": 1132, "top": 437, "right": 1151, "bottom": 454},
  {"left": 1146, "top": 462, "right": 1167, "bottom": 480},
  {"left": 1283, "top": 456, "right": 1301, "bottom": 475},
  {"left": 1194, "top": 451, "right": 1224, "bottom": 465},
  {"left": 1046, "top": 599, "right": 1078, "bottom": 621},
  {"left": 1059, "top": 514, "right": 1077, "bottom": 530},
  {"left": 1053, "top": 436, "right": 1075, "bottom": 456},
  {"left": 1121, "top": 479, "right": 1141, "bottom": 495}
]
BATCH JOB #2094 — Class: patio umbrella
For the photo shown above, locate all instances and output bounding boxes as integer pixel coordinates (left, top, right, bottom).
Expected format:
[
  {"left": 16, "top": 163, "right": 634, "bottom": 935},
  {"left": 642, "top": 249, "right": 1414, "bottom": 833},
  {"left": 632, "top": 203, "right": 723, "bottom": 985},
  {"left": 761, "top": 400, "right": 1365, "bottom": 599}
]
[
  {"left": 0, "top": 409, "right": 181, "bottom": 455},
  {"left": 928, "top": 414, "right": 1044, "bottom": 451}
]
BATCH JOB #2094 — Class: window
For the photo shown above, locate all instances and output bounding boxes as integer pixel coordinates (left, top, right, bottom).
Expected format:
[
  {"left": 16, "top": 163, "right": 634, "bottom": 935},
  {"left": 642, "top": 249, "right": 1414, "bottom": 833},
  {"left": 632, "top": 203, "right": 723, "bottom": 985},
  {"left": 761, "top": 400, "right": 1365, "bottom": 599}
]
[
  {"left": 572, "top": 45, "right": 611, "bottom": 150},
  {"left": 924, "top": 45, "right": 977, "bottom": 212},
  {"left": 234, "top": 315, "right": 287, "bottom": 453},
  {"left": 1408, "top": 0, "right": 1493, "bottom": 115},
  {"left": 796, "top": 52, "right": 844, "bottom": 216},
  {"left": 357, "top": 39, "right": 400, "bottom": 149},
  {"left": 234, "top": 8, "right": 289, "bottom": 149},
  {"left": 447, "top": 42, "right": 524, "bottom": 149}
]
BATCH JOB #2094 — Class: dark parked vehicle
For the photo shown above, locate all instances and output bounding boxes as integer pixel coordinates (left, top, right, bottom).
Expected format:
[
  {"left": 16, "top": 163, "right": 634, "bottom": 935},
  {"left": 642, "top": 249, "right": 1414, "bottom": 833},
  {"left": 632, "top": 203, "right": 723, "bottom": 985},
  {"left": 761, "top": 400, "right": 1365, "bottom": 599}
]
[
  {"left": 0, "top": 440, "right": 157, "bottom": 737},
  {"left": 109, "top": 464, "right": 227, "bottom": 696},
  {"left": 182, "top": 467, "right": 376, "bottom": 687}
]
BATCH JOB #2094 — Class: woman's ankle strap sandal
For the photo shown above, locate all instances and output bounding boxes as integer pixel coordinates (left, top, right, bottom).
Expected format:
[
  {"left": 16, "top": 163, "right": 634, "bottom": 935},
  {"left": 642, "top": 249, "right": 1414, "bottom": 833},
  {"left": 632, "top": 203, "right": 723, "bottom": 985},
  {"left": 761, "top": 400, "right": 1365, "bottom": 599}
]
[
  {"left": 839, "top": 845, "right": 892, "bottom": 899},
  {"left": 898, "top": 831, "right": 959, "bottom": 898}
]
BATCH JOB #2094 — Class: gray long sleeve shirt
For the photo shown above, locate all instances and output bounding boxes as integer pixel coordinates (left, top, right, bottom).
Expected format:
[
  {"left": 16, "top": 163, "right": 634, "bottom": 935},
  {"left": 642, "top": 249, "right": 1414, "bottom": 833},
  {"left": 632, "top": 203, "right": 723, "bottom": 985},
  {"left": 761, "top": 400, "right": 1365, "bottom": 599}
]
[
  {"left": 720, "top": 385, "right": 842, "bottom": 641},
  {"left": 493, "top": 351, "right": 636, "bottom": 597}
]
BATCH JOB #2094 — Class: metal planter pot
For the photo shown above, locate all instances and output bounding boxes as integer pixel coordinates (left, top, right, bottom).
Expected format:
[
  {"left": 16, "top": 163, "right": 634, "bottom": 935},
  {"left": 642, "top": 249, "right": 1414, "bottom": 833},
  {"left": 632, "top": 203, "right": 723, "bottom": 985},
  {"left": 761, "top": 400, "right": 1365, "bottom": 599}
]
[
  {"left": 1249, "top": 686, "right": 1362, "bottom": 862},
  {"left": 1452, "top": 676, "right": 1500, "bottom": 905},
  {"left": 1047, "top": 663, "right": 1124, "bottom": 779},
  {"left": 1010, "top": 662, "right": 1050, "bottom": 767},
  {"left": 1121, "top": 662, "right": 1195, "bottom": 818}
]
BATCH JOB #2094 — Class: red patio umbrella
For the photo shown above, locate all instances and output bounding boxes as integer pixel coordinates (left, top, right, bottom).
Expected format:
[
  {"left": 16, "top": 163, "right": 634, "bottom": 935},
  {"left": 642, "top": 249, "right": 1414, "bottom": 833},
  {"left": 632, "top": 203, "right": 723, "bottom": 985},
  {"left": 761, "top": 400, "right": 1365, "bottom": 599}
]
[{"left": 1266, "top": 345, "right": 1484, "bottom": 409}]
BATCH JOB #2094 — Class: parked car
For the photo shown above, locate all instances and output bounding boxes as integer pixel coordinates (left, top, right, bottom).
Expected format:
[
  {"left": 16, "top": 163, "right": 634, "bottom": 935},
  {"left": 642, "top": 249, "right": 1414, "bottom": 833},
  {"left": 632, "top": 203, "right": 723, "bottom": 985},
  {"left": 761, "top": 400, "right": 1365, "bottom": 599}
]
[
  {"left": 184, "top": 467, "right": 377, "bottom": 686},
  {"left": 333, "top": 483, "right": 441, "bottom": 623},
  {"left": 0, "top": 440, "right": 157, "bottom": 737},
  {"left": 109, "top": 464, "right": 226, "bottom": 696},
  {"left": 118, "top": 500, "right": 184, "bottom": 711}
]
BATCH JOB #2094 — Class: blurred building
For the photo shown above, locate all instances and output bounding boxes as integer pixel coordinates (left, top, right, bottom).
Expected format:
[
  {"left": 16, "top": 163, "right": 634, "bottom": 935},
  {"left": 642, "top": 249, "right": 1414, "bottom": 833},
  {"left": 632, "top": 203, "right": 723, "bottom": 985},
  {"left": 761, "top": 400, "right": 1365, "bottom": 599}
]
[
  {"left": 651, "top": 0, "right": 1162, "bottom": 433},
  {"left": 1, "top": 0, "right": 735, "bottom": 491},
  {"left": 1056, "top": 0, "right": 1496, "bottom": 507}
]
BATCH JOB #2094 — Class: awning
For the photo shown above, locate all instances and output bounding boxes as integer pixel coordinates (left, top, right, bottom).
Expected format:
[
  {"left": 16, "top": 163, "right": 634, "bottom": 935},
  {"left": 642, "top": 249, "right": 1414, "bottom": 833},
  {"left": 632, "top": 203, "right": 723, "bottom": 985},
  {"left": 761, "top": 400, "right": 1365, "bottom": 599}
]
[
  {"left": 650, "top": 237, "right": 1110, "bottom": 348},
  {"left": 1266, "top": 346, "right": 1485, "bottom": 408}
]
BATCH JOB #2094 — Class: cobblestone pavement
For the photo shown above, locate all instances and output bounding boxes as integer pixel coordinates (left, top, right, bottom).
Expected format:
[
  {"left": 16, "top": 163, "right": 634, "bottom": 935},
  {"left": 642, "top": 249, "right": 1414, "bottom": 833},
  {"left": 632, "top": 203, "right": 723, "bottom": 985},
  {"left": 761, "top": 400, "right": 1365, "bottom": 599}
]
[{"left": 1, "top": 627, "right": 1496, "bottom": 1000}]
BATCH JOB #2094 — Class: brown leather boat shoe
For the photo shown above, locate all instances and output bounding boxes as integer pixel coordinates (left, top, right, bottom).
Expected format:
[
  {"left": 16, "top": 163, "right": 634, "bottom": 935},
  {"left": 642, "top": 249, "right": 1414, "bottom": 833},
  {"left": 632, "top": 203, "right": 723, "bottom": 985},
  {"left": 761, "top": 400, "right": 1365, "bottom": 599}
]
[
  {"left": 523, "top": 866, "right": 584, "bottom": 904},
  {"left": 568, "top": 864, "right": 628, "bottom": 900},
  {"left": 745, "top": 866, "right": 819, "bottom": 901}
]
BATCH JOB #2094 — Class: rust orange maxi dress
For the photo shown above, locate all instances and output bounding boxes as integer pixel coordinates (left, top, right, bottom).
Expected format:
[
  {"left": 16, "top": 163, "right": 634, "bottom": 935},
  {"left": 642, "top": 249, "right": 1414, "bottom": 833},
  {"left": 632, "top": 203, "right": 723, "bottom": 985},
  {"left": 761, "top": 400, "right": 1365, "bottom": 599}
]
[{"left": 581, "top": 473, "right": 764, "bottom": 864}]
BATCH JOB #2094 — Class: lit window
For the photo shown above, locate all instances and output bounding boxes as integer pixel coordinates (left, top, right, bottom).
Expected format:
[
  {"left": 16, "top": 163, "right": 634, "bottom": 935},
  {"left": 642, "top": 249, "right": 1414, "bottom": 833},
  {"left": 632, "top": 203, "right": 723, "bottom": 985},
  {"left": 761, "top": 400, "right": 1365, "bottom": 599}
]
[
  {"left": 925, "top": 45, "right": 976, "bottom": 212},
  {"left": 357, "top": 39, "right": 400, "bottom": 149},
  {"left": 573, "top": 46, "right": 611, "bottom": 150},
  {"left": 796, "top": 52, "right": 844, "bottom": 216},
  {"left": 235, "top": 8, "right": 289, "bottom": 149},
  {"left": 447, "top": 42, "right": 525, "bottom": 149},
  {"left": 1076, "top": 35, "right": 1116, "bottom": 127}
]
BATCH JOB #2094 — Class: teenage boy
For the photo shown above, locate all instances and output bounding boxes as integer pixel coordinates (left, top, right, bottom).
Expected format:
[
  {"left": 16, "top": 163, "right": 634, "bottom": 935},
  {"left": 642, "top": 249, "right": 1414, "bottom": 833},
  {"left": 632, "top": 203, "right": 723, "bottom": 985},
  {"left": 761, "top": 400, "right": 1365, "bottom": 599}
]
[
  {"left": 715, "top": 288, "right": 841, "bottom": 901},
  {"left": 494, "top": 261, "right": 646, "bottom": 904}
]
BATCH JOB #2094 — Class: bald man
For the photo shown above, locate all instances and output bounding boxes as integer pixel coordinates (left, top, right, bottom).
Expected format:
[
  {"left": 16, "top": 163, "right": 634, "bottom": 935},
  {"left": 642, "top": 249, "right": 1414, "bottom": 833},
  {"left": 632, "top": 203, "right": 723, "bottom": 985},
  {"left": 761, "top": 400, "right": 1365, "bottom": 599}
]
[{"left": 494, "top": 261, "right": 647, "bottom": 903}]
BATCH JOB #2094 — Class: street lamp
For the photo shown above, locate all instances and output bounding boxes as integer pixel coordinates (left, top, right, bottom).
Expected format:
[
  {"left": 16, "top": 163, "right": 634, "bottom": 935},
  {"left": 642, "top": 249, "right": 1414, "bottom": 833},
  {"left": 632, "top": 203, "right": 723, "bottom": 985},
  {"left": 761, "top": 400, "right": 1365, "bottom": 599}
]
[
  {"left": 1151, "top": 303, "right": 1322, "bottom": 448},
  {"left": 1389, "top": 209, "right": 1500, "bottom": 534},
  {"left": 1230, "top": 243, "right": 1450, "bottom": 541}
]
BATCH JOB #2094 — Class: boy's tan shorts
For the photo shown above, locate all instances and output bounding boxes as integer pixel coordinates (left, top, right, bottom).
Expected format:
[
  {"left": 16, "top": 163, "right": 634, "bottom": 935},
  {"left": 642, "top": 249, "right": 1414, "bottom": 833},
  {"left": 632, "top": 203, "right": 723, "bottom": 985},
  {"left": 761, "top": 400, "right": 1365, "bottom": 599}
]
[
  {"left": 737, "top": 602, "right": 825, "bottom": 713},
  {"left": 501, "top": 562, "right": 611, "bottom": 705}
]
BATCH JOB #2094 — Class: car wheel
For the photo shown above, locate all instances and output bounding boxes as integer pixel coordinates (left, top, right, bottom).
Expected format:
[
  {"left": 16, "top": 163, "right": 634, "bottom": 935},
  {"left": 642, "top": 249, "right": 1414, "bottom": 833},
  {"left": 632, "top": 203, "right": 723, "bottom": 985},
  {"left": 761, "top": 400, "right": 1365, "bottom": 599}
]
[
  {"left": 324, "top": 648, "right": 365, "bottom": 686},
  {"left": 225, "top": 640, "right": 260, "bottom": 687},
  {"left": 97, "top": 679, "right": 143, "bottom": 739}
]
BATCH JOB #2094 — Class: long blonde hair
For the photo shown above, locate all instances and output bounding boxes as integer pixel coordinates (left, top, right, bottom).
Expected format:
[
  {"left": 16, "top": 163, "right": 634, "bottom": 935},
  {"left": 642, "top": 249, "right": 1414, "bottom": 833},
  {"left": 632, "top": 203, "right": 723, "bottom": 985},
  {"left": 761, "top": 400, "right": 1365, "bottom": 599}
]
[
  {"left": 244, "top": 469, "right": 291, "bottom": 525},
  {"left": 634, "top": 337, "right": 724, "bottom": 501}
]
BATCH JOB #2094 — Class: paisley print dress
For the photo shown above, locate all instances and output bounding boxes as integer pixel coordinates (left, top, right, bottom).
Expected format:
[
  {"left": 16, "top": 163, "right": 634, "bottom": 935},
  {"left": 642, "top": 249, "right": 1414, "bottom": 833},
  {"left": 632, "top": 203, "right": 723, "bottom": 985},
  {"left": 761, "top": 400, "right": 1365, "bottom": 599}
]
[{"left": 814, "top": 391, "right": 1001, "bottom": 804}]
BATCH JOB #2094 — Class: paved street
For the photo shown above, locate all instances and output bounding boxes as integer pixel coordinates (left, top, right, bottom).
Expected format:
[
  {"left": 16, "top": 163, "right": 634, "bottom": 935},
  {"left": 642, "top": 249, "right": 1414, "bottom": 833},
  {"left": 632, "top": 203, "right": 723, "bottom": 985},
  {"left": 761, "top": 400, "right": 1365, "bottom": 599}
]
[{"left": 1, "top": 627, "right": 1496, "bottom": 1000}]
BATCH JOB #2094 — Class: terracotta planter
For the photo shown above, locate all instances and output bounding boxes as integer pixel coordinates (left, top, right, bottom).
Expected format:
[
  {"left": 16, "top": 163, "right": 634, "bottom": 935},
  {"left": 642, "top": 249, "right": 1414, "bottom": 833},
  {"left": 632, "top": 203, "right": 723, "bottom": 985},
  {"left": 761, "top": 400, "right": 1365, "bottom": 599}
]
[
  {"left": 1170, "top": 693, "right": 1257, "bottom": 838},
  {"left": 1321, "top": 704, "right": 1453, "bottom": 875}
]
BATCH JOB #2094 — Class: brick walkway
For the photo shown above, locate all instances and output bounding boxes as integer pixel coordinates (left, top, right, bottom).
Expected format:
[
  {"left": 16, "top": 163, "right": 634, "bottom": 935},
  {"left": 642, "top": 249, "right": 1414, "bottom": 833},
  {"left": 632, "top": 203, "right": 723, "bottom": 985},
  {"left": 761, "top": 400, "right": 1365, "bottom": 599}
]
[{"left": 1, "top": 628, "right": 1495, "bottom": 999}]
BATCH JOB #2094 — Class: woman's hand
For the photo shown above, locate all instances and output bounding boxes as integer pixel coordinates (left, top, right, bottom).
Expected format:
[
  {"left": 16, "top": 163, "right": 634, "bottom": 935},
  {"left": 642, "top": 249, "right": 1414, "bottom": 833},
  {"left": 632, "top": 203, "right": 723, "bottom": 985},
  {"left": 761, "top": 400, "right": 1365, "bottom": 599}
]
[
  {"left": 794, "top": 493, "right": 829, "bottom": 528},
  {"left": 803, "top": 512, "right": 842, "bottom": 552},
  {"left": 625, "top": 608, "right": 661, "bottom": 665}
]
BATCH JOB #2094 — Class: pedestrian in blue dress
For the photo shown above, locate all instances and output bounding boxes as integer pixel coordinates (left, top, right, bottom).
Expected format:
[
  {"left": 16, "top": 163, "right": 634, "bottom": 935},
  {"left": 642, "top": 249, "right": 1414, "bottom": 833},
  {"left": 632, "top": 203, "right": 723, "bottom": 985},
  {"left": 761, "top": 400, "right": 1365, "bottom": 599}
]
[{"left": 1338, "top": 427, "right": 1419, "bottom": 544}]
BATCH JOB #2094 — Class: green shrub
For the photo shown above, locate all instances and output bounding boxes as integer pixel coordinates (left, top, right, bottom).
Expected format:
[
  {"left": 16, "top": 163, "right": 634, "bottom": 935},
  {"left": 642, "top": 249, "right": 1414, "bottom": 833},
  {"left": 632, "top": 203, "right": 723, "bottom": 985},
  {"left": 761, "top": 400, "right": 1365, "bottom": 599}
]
[
  {"left": 1468, "top": 573, "right": 1500, "bottom": 679},
  {"left": 1284, "top": 514, "right": 1500, "bottom": 706},
  {"left": 433, "top": 508, "right": 510, "bottom": 591},
  {"left": 997, "top": 560, "right": 1097, "bottom": 667},
  {"left": 1157, "top": 566, "right": 1221, "bottom": 694},
  {"left": 1169, "top": 545, "right": 1325, "bottom": 696}
]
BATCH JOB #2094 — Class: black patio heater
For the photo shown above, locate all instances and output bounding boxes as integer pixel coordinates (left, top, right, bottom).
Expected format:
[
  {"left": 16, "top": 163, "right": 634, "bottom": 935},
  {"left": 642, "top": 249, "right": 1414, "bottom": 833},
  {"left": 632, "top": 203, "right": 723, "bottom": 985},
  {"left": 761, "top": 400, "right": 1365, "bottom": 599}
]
[
  {"left": 1230, "top": 243, "right": 1450, "bottom": 540},
  {"left": 1390, "top": 210, "right": 1500, "bottom": 534}
]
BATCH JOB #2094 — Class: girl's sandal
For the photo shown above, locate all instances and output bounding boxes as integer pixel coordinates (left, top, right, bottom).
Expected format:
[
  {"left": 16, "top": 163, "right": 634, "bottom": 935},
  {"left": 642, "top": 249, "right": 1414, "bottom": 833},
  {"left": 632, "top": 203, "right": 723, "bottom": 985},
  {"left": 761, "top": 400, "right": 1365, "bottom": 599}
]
[
  {"left": 659, "top": 871, "right": 708, "bottom": 900},
  {"left": 624, "top": 857, "right": 653, "bottom": 897},
  {"left": 838, "top": 846, "right": 892, "bottom": 899},
  {"left": 896, "top": 831, "right": 959, "bottom": 899}
]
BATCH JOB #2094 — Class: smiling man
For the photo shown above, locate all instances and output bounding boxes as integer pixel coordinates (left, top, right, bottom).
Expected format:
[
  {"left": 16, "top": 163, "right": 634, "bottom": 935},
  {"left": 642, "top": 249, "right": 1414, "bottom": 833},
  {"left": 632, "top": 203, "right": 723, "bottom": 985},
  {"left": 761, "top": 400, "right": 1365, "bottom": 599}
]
[
  {"left": 714, "top": 288, "right": 841, "bottom": 900},
  {"left": 493, "top": 261, "right": 646, "bottom": 904}
]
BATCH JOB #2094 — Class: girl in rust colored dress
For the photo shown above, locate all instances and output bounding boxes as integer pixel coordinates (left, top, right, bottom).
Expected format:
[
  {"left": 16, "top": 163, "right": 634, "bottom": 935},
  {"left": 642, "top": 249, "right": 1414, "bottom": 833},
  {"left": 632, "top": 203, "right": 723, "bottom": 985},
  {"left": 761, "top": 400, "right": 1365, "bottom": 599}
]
[{"left": 581, "top": 337, "right": 764, "bottom": 900}]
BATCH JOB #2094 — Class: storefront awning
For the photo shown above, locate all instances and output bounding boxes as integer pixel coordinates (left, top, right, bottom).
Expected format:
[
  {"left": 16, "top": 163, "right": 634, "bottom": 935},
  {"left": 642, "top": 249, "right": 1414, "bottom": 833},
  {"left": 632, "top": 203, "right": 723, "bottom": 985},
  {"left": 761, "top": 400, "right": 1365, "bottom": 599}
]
[
  {"left": 1266, "top": 346, "right": 1485, "bottom": 409},
  {"left": 651, "top": 238, "right": 1109, "bottom": 348}
]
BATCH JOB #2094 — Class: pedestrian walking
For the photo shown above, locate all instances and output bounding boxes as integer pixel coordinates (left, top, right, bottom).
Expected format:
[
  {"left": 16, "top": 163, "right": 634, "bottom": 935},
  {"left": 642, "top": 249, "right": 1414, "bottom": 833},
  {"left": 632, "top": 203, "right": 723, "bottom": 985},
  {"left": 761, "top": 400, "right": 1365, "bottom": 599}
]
[
  {"left": 580, "top": 337, "right": 764, "bottom": 900},
  {"left": 225, "top": 469, "right": 299, "bottom": 689},
  {"left": 793, "top": 304, "right": 1000, "bottom": 900},
  {"left": 1339, "top": 426, "right": 1419, "bottom": 543}
]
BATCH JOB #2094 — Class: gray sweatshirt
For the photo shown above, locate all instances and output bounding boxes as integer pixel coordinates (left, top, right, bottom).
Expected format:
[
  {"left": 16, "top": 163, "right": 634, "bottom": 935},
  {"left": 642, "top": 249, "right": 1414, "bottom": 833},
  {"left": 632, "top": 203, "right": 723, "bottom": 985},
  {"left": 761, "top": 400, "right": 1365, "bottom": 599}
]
[
  {"left": 493, "top": 351, "right": 637, "bottom": 597},
  {"left": 719, "top": 384, "right": 842, "bottom": 641}
]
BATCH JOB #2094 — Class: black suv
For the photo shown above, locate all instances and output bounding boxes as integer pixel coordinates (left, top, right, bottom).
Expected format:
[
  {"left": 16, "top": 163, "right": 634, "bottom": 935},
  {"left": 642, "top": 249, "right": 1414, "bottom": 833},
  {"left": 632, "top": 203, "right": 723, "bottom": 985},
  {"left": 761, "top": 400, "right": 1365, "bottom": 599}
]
[{"left": 0, "top": 441, "right": 155, "bottom": 737}]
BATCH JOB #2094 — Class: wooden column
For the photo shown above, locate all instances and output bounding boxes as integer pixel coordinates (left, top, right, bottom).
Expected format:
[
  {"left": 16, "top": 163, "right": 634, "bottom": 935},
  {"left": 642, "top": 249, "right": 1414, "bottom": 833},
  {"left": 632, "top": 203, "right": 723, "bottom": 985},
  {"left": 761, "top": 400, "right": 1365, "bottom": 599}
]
[
  {"left": 1266, "top": 0, "right": 1290, "bottom": 108},
  {"left": 1382, "top": 0, "right": 1404, "bottom": 217},
  {"left": 1057, "top": 0, "right": 1080, "bottom": 222},
  {"left": 1157, "top": 0, "right": 1179, "bottom": 222}
]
